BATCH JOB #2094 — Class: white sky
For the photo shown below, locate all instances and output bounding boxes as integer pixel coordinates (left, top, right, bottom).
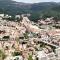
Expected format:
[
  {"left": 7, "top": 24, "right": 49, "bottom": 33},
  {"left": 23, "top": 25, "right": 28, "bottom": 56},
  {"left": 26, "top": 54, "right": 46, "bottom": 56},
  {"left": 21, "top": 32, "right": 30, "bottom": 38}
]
[{"left": 13, "top": 0, "right": 60, "bottom": 3}]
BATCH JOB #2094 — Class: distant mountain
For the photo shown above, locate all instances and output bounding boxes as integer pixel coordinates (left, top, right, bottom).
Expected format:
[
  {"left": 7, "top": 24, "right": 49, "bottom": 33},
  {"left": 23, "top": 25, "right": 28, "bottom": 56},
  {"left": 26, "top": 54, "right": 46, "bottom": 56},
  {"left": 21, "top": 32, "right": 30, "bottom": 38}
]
[
  {"left": 0, "top": 0, "right": 60, "bottom": 21},
  {"left": 0, "top": 0, "right": 32, "bottom": 15}
]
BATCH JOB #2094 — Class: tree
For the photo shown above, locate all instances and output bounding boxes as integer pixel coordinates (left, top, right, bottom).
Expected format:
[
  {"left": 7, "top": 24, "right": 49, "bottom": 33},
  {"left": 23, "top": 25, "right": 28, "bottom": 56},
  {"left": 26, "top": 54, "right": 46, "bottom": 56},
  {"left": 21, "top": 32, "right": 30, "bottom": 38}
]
[
  {"left": 0, "top": 50, "right": 6, "bottom": 60},
  {"left": 13, "top": 51, "right": 22, "bottom": 56},
  {"left": 28, "top": 55, "right": 33, "bottom": 60},
  {"left": 24, "top": 33, "right": 29, "bottom": 39}
]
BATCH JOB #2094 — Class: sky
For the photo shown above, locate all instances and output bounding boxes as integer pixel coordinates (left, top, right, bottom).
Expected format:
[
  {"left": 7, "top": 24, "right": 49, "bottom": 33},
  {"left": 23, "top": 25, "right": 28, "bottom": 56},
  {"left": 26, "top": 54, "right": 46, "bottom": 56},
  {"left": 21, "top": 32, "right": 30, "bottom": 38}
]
[{"left": 13, "top": 0, "right": 60, "bottom": 3}]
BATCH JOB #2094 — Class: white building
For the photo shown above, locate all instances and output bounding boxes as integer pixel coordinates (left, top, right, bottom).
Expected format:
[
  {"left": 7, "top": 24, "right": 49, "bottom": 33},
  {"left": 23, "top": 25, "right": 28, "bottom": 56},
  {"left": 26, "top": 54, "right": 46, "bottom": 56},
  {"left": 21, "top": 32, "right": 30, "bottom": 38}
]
[
  {"left": 47, "top": 52, "right": 56, "bottom": 60},
  {"left": 37, "top": 51, "right": 48, "bottom": 60},
  {"left": 0, "top": 14, "right": 4, "bottom": 18},
  {"left": 15, "top": 15, "right": 20, "bottom": 19},
  {"left": 37, "top": 51, "right": 56, "bottom": 60}
]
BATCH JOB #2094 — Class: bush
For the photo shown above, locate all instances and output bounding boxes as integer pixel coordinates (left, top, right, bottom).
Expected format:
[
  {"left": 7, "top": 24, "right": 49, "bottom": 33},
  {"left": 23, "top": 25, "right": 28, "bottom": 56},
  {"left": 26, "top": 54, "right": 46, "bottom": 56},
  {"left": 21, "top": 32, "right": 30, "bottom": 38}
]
[
  {"left": 13, "top": 51, "right": 22, "bottom": 56},
  {"left": 28, "top": 55, "right": 33, "bottom": 60},
  {"left": 0, "top": 50, "right": 6, "bottom": 60}
]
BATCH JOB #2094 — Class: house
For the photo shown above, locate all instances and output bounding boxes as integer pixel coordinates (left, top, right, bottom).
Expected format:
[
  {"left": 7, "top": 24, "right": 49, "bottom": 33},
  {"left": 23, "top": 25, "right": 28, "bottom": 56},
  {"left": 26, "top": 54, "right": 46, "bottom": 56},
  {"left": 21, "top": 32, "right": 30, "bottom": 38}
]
[
  {"left": 36, "top": 51, "right": 47, "bottom": 60},
  {"left": 0, "top": 14, "right": 4, "bottom": 18},
  {"left": 36, "top": 51, "right": 56, "bottom": 60},
  {"left": 15, "top": 15, "right": 21, "bottom": 20}
]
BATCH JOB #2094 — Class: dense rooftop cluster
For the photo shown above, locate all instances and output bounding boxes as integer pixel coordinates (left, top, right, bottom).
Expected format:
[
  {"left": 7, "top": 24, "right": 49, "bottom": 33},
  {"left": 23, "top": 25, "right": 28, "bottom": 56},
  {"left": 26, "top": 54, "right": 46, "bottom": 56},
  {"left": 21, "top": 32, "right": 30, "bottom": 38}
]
[{"left": 0, "top": 14, "right": 60, "bottom": 60}]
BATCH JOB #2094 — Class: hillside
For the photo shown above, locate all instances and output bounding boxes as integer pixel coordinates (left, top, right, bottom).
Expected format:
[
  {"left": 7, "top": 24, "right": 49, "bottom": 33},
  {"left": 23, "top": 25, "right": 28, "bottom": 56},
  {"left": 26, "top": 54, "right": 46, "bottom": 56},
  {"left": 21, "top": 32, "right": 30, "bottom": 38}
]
[{"left": 0, "top": 0, "right": 60, "bottom": 21}]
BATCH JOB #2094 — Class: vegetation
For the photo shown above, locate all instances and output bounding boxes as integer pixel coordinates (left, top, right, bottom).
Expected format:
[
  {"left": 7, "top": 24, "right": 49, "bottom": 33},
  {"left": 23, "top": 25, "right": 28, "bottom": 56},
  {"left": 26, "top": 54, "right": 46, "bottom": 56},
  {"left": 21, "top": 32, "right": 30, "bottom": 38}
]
[
  {"left": 13, "top": 51, "right": 22, "bottom": 56},
  {"left": 0, "top": 1, "right": 60, "bottom": 22},
  {"left": 28, "top": 55, "right": 33, "bottom": 60},
  {"left": 0, "top": 50, "right": 6, "bottom": 60},
  {"left": 24, "top": 33, "right": 29, "bottom": 39}
]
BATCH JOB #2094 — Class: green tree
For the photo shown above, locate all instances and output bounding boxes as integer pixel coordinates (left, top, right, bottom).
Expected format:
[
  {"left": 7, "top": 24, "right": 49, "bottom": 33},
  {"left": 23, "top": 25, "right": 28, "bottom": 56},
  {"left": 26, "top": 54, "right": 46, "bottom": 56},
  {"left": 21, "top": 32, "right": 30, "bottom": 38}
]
[
  {"left": 28, "top": 55, "right": 33, "bottom": 60},
  {"left": 24, "top": 33, "right": 29, "bottom": 39},
  {"left": 0, "top": 50, "right": 6, "bottom": 60}
]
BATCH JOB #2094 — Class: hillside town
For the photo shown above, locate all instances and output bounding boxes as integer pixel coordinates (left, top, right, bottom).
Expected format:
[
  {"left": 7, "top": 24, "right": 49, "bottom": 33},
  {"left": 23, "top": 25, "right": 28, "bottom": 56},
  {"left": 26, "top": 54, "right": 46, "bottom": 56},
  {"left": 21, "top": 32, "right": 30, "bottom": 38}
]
[{"left": 0, "top": 14, "right": 60, "bottom": 60}]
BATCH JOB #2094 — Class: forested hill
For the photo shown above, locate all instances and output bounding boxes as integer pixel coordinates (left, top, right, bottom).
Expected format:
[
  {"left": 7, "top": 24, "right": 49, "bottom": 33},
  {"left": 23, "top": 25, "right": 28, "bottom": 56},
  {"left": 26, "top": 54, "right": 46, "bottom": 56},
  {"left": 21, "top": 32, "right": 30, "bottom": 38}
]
[{"left": 0, "top": 0, "right": 60, "bottom": 21}]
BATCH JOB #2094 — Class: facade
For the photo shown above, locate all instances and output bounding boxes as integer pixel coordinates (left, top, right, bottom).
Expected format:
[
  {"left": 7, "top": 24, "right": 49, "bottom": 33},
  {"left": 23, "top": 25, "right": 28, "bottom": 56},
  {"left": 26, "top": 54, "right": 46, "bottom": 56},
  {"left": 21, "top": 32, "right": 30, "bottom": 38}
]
[{"left": 37, "top": 51, "right": 56, "bottom": 60}]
